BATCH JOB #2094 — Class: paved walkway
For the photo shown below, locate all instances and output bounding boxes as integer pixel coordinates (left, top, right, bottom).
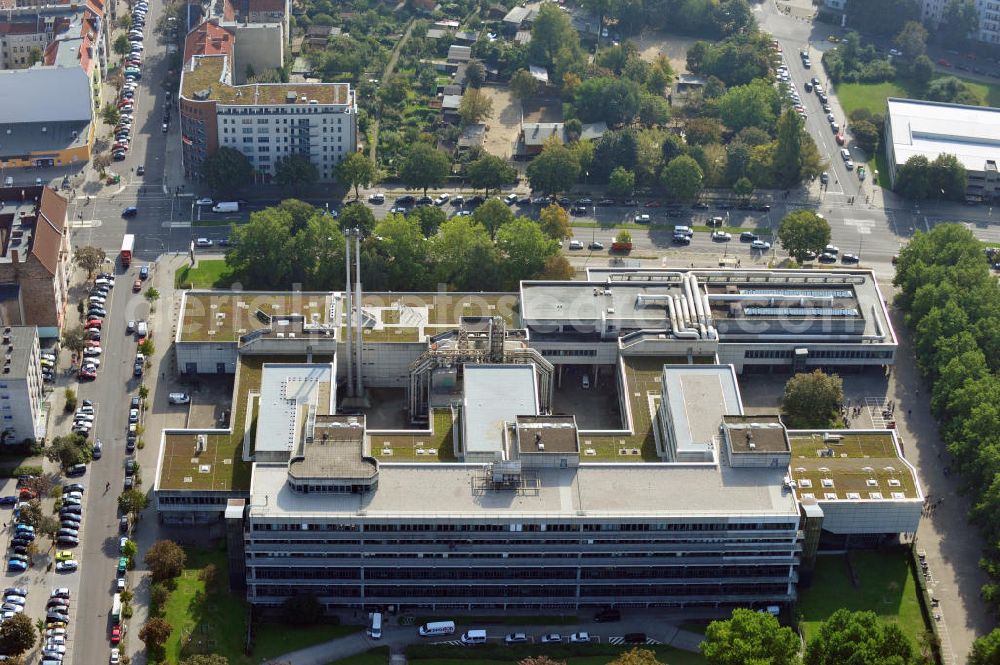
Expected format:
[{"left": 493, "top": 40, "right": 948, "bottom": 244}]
[{"left": 264, "top": 616, "right": 708, "bottom": 665}]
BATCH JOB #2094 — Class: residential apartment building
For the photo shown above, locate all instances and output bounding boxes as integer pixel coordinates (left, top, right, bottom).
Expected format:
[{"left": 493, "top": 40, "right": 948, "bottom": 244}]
[
  {"left": 0, "top": 326, "right": 44, "bottom": 445},
  {"left": 0, "top": 0, "right": 107, "bottom": 76},
  {"left": 0, "top": 186, "right": 71, "bottom": 336},
  {"left": 920, "top": 0, "right": 1000, "bottom": 43},
  {"left": 180, "top": 25, "right": 356, "bottom": 182}
]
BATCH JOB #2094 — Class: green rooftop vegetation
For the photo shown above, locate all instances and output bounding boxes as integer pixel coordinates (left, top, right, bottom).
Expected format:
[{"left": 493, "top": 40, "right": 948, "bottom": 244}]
[
  {"left": 371, "top": 409, "right": 457, "bottom": 462},
  {"left": 789, "top": 432, "right": 917, "bottom": 498}
]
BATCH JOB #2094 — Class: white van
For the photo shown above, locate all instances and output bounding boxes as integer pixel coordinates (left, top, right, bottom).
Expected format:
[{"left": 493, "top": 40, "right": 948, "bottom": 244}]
[
  {"left": 212, "top": 201, "right": 239, "bottom": 213},
  {"left": 418, "top": 620, "right": 455, "bottom": 637},
  {"left": 367, "top": 611, "right": 382, "bottom": 640},
  {"left": 461, "top": 629, "right": 487, "bottom": 645}
]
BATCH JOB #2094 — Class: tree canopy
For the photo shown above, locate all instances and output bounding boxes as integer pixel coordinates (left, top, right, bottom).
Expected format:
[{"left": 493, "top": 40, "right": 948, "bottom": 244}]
[
  {"left": 777, "top": 210, "right": 831, "bottom": 262},
  {"left": 145, "top": 540, "right": 187, "bottom": 582},
  {"left": 527, "top": 141, "right": 581, "bottom": 194},
  {"left": 336, "top": 152, "right": 377, "bottom": 199},
  {"left": 701, "top": 608, "right": 799, "bottom": 665},
  {"left": 399, "top": 143, "right": 450, "bottom": 195},
  {"left": 274, "top": 153, "right": 319, "bottom": 193},
  {"left": 203, "top": 147, "right": 253, "bottom": 197},
  {"left": 804, "top": 609, "right": 914, "bottom": 665},
  {"left": 660, "top": 155, "right": 704, "bottom": 201},
  {"left": 467, "top": 154, "right": 516, "bottom": 196},
  {"left": 781, "top": 370, "right": 844, "bottom": 429}
]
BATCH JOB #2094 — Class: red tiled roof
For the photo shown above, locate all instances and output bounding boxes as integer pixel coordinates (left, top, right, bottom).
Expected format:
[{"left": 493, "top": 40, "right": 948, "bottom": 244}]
[
  {"left": 78, "top": 34, "right": 93, "bottom": 75},
  {"left": 0, "top": 23, "right": 39, "bottom": 35},
  {"left": 183, "top": 21, "right": 233, "bottom": 63},
  {"left": 33, "top": 188, "right": 68, "bottom": 277}
]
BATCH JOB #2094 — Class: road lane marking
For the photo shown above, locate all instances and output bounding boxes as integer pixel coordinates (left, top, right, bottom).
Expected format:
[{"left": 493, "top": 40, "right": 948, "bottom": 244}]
[
  {"left": 68, "top": 220, "right": 102, "bottom": 228},
  {"left": 165, "top": 222, "right": 191, "bottom": 228},
  {"left": 843, "top": 217, "right": 873, "bottom": 234}
]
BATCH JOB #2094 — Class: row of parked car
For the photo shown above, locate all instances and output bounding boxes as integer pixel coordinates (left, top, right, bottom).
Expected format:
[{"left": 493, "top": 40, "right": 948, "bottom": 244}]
[
  {"left": 81, "top": 273, "right": 115, "bottom": 380},
  {"left": 112, "top": 0, "right": 150, "bottom": 161},
  {"left": 40, "top": 348, "right": 57, "bottom": 384}
]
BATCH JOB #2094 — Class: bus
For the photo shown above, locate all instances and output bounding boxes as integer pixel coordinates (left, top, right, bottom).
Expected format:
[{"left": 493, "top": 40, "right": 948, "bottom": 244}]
[
  {"left": 120, "top": 234, "right": 135, "bottom": 268},
  {"left": 111, "top": 593, "right": 122, "bottom": 624}
]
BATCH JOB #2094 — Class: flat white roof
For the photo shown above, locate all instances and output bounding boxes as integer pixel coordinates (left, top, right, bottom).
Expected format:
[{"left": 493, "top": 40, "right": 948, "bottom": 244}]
[
  {"left": 887, "top": 97, "right": 1000, "bottom": 173},
  {"left": 463, "top": 364, "right": 538, "bottom": 455},
  {"left": 249, "top": 463, "right": 800, "bottom": 519},
  {"left": 662, "top": 365, "right": 743, "bottom": 457},
  {"left": 255, "top": 363, "right": 334, "bottom": 454}
]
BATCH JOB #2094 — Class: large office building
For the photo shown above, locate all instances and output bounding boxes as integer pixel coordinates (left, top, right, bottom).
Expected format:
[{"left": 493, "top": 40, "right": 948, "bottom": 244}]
[
  {"left": 155, "top": 268, "right": 919, "bottom": 614},
  {"left": 179, "top": 20, "right": 356, "bottom": 183},
  {"left": 884, "top": 97, "right": 1000, "bottom": 200}
]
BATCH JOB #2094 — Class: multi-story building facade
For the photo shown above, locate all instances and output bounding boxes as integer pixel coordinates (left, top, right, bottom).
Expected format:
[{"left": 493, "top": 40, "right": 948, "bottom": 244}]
[
  {"left": 921, "top": 0, "right": 1000, "bottom": 43},
  {"left": 0, "top": 326, "right": 44, "bottom": 445},
  {"left": 0, "top": 0, "right": 107, "bottom": 76},
  {"left": 179, "top": 29, "right": 356, "bottom": 182},
  {"left": 156, "top": 269, "right": 921, "bottom": 615},
  {"left": 0, "top": 185, "right": 71, "bottom": 336}
]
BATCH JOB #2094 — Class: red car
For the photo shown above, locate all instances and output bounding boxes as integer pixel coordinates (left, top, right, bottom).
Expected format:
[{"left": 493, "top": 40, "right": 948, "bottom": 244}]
[
  {"left": 84, "top": 319, "right": 102, "bottom": 329},
  {"left": 111, "top": 625, "right": 122, "bottom": 644},
  {"left": 78, "top": 369, "right": 97, "bottom": 381},
  {"left": 132, "top": 279, "right": 142, "bottom": 293},
  {"left": 835, "top": 132, "right": 846, "bottom": 145}
]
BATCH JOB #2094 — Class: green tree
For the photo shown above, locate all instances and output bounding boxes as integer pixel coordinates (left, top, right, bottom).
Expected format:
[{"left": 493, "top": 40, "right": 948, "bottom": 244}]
[
  {"left": 399, "top": 143, "right": 450, "bottom": 196},
  {"left": 101, "top": 102, "right": 120, "bottom": 127},
  {"left": 510, "top": 69, "right": 539, "bottom": 100},
  {"left": 465, "top": 60, "right": 486, "bottom": 88},
  {"left": 541, "top": 254, "right": 574, "bottom": 279},
  {"left": 459, "top": 88, "right": 494, "bottom": 125},
  {"left": 638, "top": 93, "right": 671, "bottom": 127},
  {"left": 282, "top": 594, "right": 324, "bottom": 625},
  {"left": 539, "top": 203, "right": 571, "bottom": 240},
  {"left": 772, "top": 109, "right": 803, "bottom": 187},
  {"left": 144, "top": 287, "right": 160, "bottom": 306},
  {"left": 74, "top": 246, "right": 106, "bottom": 277},
  {"left": 45, "top": 434, "right": 89, "bottom": 469},
  {"left": 701, "top": 608, "right": 799, "bottom": 665},
  {"left": 733, "top": 176, "right": 754, "bottom": 198},
  {"left": 27, "top": 46, "right": 41, "bottom": 66},
  {"left": 660, "top": 155, "right": 704, "bottom": 201},
  {"left": 227, "top": 207, "right": 294, "bottom": 288},
  {"left": 608, "top": 167, "right": 636, "bottom": 198},
  {"left": 118, "top": 488, "right": 149, "bottom": 520},
  {"left": 930, "top": 153, "right": 967, "bottom": 201},
  {"left": 274, "top": 153, "right": 319, "bottom": 194},
  {"left": 472, "top": 198, "right": 515, "bottom": 240},
  {"left": 777, "top": 210, "right": 831, "bottom": 262},
  {"left": 527, "top": 142, "right": 581, "bottom": 195},
  {"left": 805, "top": 609, "right": 914, "bottom": 665},
  {"left": 851, "top": 120, "right": 880, "bottom": 156},
  {"left": 895, "top": 154, "right": 931, "bottom": 199},
  {"left": 969, "top": 628, "right": 1000, "bottom": 665},
  {"left": 607, "top": 648, "right": 664, "bottom": 665},
  {"left": 139, "top": 617, "right": 173, "bottom": 650},
  {"left": 370, "top": 214, "right": 431, "bottom": 290},
  {"left": 336, "top": 152, "right": 376, "bottom": 199},
  {"left": 496, "top": 218, "right": 558, "bottom": 288},
  {"left": 407, "top": 205, "right": 446, "bottom": 237},
  {"left": 940, "top": 0, "right": 979, "bottom": 46},
  {"left": 203, "top": 147, "right": 253, "bottom": 197},
  {"left": 113, "top": 34, "right": 130, "bottom": 58},
  {"left": 338, "top": 201, "right": 377, "bottom": 237},
  {"left": 781, "top": 370, "right": 844, "bottom": 429},
  {"left": 466, "top": 154, "right": 515, "bottom": 196},
  {"left": 529, "top": 3, "right": 582, "bottom": 72},
  {"left": 718, "top": 79, "right": 779, "bottom": 132},
  {"left": 910, "top": 55, "right": 935, "bottom": 87},
  {"left": 0, "top": 614, "right": 36, "bottom": 656},
  {"left": 429, "top": 217, "right": 500, "bottom": 290},
  {"left": 144, "top": 540, "right": 186, "bottom": 582},
  {"left": 894, "top": 21, "right": 928, "bottom": 58}
]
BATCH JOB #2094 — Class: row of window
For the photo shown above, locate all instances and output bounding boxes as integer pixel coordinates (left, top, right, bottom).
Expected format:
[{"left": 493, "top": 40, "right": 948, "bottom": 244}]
[
  {"left": 252, "top": 521, "right": 796, "bottom": 533},
  {"left": 247, "top": 582, "right": 790, "bottom": 598},
  {"left": 159, "top": 495, "right": 228, "bottom": 505},
  {"left": 251, "top": 536, "right": 794, "bottom": 548},
  {"left": 250, "top": 564, "right": 790, "bottom": 580},
  {"left": 743, "top": 349, "right": 892, "bottom": 359},
  {"left": 219, "top": 105, "right": 350, "bottom": 115},
  {"left": 540, "top": 349, "right": 599, "bottom": 357},
  {"left": 246, "top": 550, "right": 797, "bottom": 561}
]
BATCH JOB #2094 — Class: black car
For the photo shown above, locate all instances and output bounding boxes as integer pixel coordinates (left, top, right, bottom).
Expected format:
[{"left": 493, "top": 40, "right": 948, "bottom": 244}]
[
  {"left": 119, "top": 517, "right": 129, "bottom": 533},
  {"left": 595, "top": 608, "right": 621, "bottom": 622},
  {"left": 57, "top": 536, "right": 79, "bottom": 546},
  {"left": 692, "top": 201, "right": 710, "bottom": 209},
  {"left": 46, "top": 598, "right": 69, "bottom": 609},
  {"left": 11, "top": 546, "right": 27, "bottom": 555},
  {"left": 63, "top": 483, "right": 84, "bottom": 493},
  {"left": 11, "top": 539, "right": 31, "bottom": 548},
  {"left": 394, "top": 195, "right": 415, "bottom": 206},
  {"left": 739, "top": 231, "right": 756, "bottom": 242},
  {"left": 126, "top": 440, "right": 136, "bottom": 454},
  {"left": 672, "top": 234, "right": 691, "bottom": 245},
  {"left": 66, "top": 464, "right": 86, "bottom": 477},
  {"left": 416, "top": 196, "right": 433, "bottom": 206},
  {"left": 570, "top": 205, "right": 588, "bottom": 216},
  {"left": 467, "top": 195, "right": 486, "bottom": 207},
  {"left": 46, "top": 613, "right": 70, "bottom": 624},
  {"left": 124, "top": 477, "right": 134, "bottom": 490}
]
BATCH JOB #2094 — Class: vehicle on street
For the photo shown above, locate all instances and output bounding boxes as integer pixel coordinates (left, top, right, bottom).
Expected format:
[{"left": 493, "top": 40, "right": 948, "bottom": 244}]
[
  {"left": 168, "top": 392, "right": 191, "bottom": 404},
  {"left": 570, "top": 632, "right": 591, "bottom": 643},
  {"left": 711, "top": 231, "right": 732, "bottom": 241},
  {"left": 195, "top": 238, "right": 213, "bottom": 247},
  {"left": 211, "top": 201, "right": 239, "bottom": 213},
  {"left": 51, "top": 588, "right": 70, "bottom": 599},
  {"left": 121, "top": 207, "right": 137, "bottom": 218},
  {"left": 841, "top": 253, "right": 860, "bottom": 263},
  {"left": 55, "top": 560, "right": 78, "bottom": 573},
  {"left": 541, "top": 633, "right": 561, "bottom": 644},
  {"left": 588, "top": 241, "right": 604, "bottom": 250},
  {"left": 751, "top": 239, "right": 771, "bottom": 250},
  {"left": 624, "top": 633, "right": 647, "bottom": 644},
  {"left": 505, "top": 632, "right": 528, "bottom": 644},
  {"left": 195, "top": 198, "right": 214, "bottom": 206}
]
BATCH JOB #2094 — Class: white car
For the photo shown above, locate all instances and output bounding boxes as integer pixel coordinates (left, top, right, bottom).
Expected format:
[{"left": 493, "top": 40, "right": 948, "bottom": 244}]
[
  {"left": 74, "top": 413, "right": 95, "bottom": 422},
  {"left": 55, "top": 560, "right": 78, "bottom": 573},
  {"left": 751, "top": 240, "right": 771, "bottom": 250},
  {"left": 541, "top": 633, "right": 562, "bottom": 644},
  {"left": 168, "top": 392, "right": 191, "bottom": 405},
  {"left": 195, "top": 198, "right": 213, "bottom": 206},
  {"left": 711, "top": 231, "right": 732, "bottom": 241},
  {"left": 434, "top": 194, "right": 450, "bottom": 205},
  {"left": 570, "top": 632, "right": 591, "bottom": 643},
  {"left": 195, "top": 238, "right": 213, "bottom": 247},
  {"left": 47, "top": 636, "right": 66, "bottom": 646},
  {"left": 110, "top": 648, "right": 121, "bottom": 664},
  {"left": 83, "top": 347, "right": 102, "bottom": 356},
  {"left": 46, "top": 628, "right": 66, "bottom": 638},
  {"left": 116, "top": 576, "right": 127, "bottom": 592},
  {"left": 2, "top": 596, "right": 24, "bottom": 606}
]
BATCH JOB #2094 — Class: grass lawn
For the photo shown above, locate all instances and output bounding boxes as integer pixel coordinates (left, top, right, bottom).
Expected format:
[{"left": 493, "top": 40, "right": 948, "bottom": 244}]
[
  {"left": 174, "top": 259, "right": 235, "bottom": 289},
  {"left": 327, "top": 645, "right": 707, "bottom": 665},
  {"left": 798, "top": 550, "right": 927, "bottom": 645},
  {"left": 835, "top": 74, "right": 1000, "bottom": 118},
  {"left": 160, "top": 547, "right": 362, "bottom": 665}
]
